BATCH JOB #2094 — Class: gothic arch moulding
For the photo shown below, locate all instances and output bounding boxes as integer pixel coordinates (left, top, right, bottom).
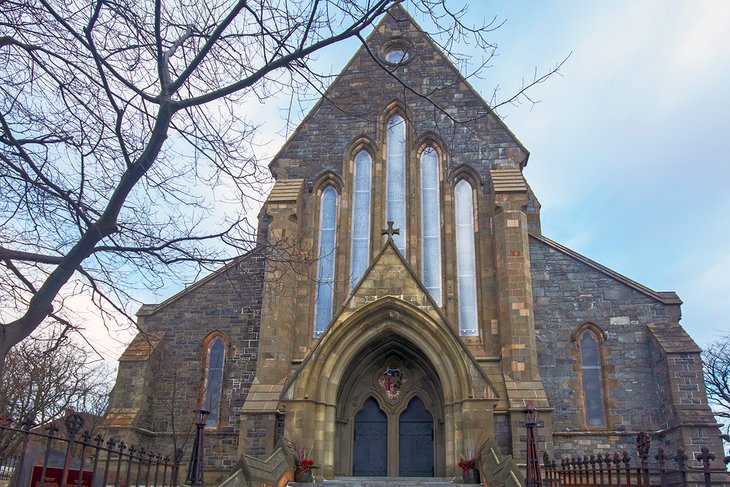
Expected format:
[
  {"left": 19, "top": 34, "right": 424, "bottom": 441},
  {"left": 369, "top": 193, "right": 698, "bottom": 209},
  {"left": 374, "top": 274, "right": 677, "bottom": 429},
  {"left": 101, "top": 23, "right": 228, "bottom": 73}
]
[
  {"left": 382, "top": 99, "right": 413, "bottom": 126},
  {"left": 344, "top": 136, "right": 378, "bottom": 166},
  {"left": 281, "top": 296, "right": 498, "bottom": 406},
  {"left": 450, "top": 163, "right": 483, "bottom": 189},
  {"left": 311, "top": 170, "right": 344, "bottom": 196},
  {"left": 415, "top": 131, "right": 448, "bottom": 159}
]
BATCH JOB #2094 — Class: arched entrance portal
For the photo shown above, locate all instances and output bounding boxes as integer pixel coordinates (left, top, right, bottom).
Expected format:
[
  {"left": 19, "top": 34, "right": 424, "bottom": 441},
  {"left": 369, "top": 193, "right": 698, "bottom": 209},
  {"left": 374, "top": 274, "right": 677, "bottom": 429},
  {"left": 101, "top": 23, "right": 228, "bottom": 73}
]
[
  {"left": 335, "top": 335, "right": 445, "bottom": 477},
  {"left": 280, "top": 296, "right": 500, "bottom": 479}
]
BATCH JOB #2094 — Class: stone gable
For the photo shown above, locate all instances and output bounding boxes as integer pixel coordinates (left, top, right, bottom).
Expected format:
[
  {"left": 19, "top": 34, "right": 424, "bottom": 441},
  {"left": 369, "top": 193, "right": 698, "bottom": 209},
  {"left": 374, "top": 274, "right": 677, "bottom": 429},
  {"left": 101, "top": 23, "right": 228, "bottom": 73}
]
[{"left": 102, "top": 4, "right": 726, "bottom": 483}]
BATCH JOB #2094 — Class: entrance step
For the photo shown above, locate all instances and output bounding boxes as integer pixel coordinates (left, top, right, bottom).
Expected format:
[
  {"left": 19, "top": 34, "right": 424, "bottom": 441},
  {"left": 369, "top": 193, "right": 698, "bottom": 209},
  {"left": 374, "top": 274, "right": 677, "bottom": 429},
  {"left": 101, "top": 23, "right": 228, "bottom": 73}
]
[{"left": 317, "top": 477, "right": 469, "bottom": 487}]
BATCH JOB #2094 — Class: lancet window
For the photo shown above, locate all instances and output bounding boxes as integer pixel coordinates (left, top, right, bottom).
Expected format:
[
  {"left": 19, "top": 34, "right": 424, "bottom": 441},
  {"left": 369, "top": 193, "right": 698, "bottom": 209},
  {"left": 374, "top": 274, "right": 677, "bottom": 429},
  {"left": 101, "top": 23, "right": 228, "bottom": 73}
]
[
  {"left": 386, "top": 115, "right": 406, "bottom": 255},
  {"left": 314, "top": 186, "right": 338, "bottom": 337},
  {"left": 202, "top": 334, "right": 225, "bottom": 428},
  {"left": 350, "top": 150, "right": 372, "bottom": 289},
  {"left": 420, "top": 147, "right": 442, "bottom": 305},
  {"left": 579, "top": 328, "right": 607, "bottom": 428},
  {"left": 455, "top": 179, "right": 478, "bottom": 335}
]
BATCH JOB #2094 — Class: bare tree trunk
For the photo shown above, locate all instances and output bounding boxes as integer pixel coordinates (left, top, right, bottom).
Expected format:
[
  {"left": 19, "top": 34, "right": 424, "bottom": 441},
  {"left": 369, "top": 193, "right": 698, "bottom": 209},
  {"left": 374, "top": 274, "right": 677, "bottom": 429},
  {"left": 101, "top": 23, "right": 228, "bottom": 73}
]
[{"left": 0, "top": 102, "right": 175, "bottom": 383}]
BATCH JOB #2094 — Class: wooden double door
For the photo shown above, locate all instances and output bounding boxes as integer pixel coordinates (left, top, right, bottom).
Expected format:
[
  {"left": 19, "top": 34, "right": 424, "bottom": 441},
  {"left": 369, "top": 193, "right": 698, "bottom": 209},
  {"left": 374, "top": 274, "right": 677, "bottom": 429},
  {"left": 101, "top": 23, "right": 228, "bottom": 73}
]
[{"left": 352, "top": 396, "right": 434, "bottom": 477}]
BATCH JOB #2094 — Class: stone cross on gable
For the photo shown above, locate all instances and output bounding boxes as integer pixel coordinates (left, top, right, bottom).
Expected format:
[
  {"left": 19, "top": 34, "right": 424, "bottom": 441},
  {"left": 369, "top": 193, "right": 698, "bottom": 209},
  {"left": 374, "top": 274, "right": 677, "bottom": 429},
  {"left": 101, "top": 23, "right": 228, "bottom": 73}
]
[{"left": 382, "top": 221, "right": 400, "bottom": 240}]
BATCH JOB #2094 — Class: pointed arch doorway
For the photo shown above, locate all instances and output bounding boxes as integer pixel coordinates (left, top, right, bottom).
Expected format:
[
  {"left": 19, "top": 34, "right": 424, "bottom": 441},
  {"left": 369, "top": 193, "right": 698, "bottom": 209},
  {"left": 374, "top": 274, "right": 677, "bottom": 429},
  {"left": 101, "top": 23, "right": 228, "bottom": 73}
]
[
  {"left": 399, "top": 397, "right": 434, "bottom": 476},
  {"left": 335, "top": 334, "right": 445, "bottom": 477},
  {"left": 353, "top": 398, "right": 387, "bottom": 476}
]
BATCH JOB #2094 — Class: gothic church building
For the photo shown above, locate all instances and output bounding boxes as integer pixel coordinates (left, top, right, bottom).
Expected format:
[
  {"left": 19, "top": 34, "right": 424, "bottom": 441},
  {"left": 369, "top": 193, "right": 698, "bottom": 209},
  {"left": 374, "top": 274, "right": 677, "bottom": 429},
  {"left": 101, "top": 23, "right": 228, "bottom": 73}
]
[{"left": 105, "top": 5, "right": 724, "bottom": 481}]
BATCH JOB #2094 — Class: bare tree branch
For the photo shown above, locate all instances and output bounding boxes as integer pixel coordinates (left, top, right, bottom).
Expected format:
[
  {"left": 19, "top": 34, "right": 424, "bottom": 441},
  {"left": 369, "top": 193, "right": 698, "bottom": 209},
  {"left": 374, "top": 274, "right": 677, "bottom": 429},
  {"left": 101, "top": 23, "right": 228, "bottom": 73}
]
[
  {"left": 0, "top": 0, "right": 563, "bottom": 380},
  {"left": 703, "top": 336, "right": 730, "bottom": 420}
]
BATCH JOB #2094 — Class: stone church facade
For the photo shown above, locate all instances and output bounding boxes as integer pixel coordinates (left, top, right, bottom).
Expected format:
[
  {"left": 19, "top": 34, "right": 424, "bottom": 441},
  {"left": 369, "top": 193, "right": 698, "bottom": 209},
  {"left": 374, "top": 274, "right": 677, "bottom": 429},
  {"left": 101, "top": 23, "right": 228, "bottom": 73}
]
[{"left": 104, "top": 5, "right": 724, "bottom": 482}]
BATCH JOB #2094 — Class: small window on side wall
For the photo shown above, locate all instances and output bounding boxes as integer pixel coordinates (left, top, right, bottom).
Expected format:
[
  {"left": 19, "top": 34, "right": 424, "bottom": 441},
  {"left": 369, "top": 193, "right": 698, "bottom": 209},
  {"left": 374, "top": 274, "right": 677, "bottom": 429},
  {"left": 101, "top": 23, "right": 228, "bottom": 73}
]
[
  {"left": 203, "top": 334, "right": 225, "bottom": 428},
  {"left": 579, "top": 328, "right": 607, "bottom": 428}
]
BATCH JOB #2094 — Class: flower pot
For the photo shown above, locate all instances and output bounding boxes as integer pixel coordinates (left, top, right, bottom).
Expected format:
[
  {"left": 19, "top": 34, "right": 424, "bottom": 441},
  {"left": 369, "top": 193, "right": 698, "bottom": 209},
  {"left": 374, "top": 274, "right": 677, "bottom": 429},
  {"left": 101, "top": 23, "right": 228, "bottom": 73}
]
[
  {"left": 461, "top": 468, "right": 480, "bottom": 484},
  {"left": 296, "top": 468, "right": 313, "bottom": 483}
]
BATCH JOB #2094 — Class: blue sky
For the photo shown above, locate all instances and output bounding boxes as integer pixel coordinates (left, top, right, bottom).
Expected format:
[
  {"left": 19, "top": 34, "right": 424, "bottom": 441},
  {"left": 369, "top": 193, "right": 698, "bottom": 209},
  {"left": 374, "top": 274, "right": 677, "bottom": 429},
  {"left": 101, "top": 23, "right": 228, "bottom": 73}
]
[
  {"left": 87, "top": 1, "right": 730, "bottom": 362},
  {"left": 454, "top": 1, "right": 730, "bottom": 347},
  {"left": 269, "top": 0, "right": 730, "bottom": 348}
]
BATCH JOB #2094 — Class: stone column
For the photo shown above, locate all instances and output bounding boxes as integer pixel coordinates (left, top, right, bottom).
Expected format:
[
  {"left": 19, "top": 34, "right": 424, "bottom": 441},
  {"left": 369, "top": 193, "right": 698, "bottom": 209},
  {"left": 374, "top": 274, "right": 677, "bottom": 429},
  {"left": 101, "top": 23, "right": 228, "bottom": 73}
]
[
  {"left": 461, "top": 399, "right": 496, "bottom": 466},
  {"left": 239, "top": 180, "right": 304, "bottom": 458},
  {"left": 444, "top": 404, "right": 455, "bottom": 477},
  {"left": 490, "top": 169, "right": 552, "bottom": 462}
]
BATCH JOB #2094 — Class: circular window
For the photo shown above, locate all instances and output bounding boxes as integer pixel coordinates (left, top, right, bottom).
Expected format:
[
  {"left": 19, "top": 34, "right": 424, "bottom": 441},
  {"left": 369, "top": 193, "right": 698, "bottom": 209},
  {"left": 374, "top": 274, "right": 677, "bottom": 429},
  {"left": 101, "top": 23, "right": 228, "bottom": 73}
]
[{"left": 384, "top": 47, "right": 409, "bottom": 64}]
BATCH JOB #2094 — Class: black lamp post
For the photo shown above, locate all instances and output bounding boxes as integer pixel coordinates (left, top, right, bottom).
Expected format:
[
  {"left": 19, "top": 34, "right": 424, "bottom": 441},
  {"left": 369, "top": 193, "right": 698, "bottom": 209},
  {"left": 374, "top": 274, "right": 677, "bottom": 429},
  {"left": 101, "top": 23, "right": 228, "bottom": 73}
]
[
  {"left": 523, "top": 402, "right": 543, "bottom": 487},
  {"left": 186, "top": 406, "right": 210, "bottom": 486}
]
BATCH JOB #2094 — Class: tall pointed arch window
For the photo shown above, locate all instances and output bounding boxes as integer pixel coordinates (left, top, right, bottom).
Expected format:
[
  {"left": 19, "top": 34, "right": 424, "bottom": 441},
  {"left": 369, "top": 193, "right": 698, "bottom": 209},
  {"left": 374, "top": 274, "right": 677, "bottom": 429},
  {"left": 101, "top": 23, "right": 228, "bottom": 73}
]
[
  {"left": 314, "top": 186, "right": 338, "bottom": 337},
  {"left": 455, "top": 179, "right": 478, "bottom": 336},
  {"left": 420, "top": 147, "right": 442, "bottom": 305},
  {"left": 350, "top": 150, "right": 372, "bottom": 289},
  {"left": 202, "top": 334, "right": 225, "bottom": 428},
  {"left": 579, "top": 328, "right": 607, "bottom": 428},
  {"left": 386, "top": 115, "right": 406, "bottom": 255}
]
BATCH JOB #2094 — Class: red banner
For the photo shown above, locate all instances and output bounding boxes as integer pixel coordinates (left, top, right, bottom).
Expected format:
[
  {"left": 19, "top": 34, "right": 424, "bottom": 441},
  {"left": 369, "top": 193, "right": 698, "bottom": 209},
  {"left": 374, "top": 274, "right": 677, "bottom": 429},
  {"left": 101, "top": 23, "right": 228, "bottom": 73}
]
[{"left": 29, "top": 466, "right": 92, "bottom": 487}]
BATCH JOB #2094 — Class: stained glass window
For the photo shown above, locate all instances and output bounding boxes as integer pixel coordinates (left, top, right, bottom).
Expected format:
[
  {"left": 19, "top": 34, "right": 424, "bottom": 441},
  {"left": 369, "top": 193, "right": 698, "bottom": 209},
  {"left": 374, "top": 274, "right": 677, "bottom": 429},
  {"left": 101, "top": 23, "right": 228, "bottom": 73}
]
[
  {"left": 420, "top": 147, "right": 442, "bottom": 305},
  {"left": 350, "top": 151, "right": 372, "bottom": 289},
  {"left": 455, "top": 180, "right": 478, "bottom": 335},
  {"left": 386, "top": 115, "right": 406, "bottom": 255},
  {"left": 580, "top": 330, "right": 607, "bottom": 428},
  {"left": 314, "top": 186, "right": 338, "bottom": 337},
  {"left": 203, "top": 336, "right": 225, "bottom": 428}
]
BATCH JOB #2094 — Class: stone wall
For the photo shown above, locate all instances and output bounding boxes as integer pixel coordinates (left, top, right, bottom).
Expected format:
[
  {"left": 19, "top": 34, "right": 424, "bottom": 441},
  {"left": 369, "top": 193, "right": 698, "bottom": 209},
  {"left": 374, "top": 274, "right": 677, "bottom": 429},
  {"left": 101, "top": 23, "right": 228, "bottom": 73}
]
[
  {"left": 647, "top": 322, "right": 726, "bottom": 465},
  {"left": 269, "top": 7, "right": 527, "bottom": 184},
  {"left": 493, "top": 413, "right": 512, "bottom": 457},
  {"left": 529, "top": 237, "right": 672, "bottom": 449},
  {"left": 530, "top": 236, "right": 725, "bottom": 470},
  {"left": 106, "top": 250, "right": 265, "bottom": 480}
]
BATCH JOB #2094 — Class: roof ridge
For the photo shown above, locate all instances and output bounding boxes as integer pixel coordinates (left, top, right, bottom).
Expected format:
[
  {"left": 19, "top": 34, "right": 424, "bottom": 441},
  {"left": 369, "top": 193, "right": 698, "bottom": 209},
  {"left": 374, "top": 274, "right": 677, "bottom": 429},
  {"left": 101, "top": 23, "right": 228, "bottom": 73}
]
[
  {"left": 530, "top": 233, "right": 681, "bottom": 305},
  {"left": 136, "top": 247, "right": 263, "bottom": 317}
]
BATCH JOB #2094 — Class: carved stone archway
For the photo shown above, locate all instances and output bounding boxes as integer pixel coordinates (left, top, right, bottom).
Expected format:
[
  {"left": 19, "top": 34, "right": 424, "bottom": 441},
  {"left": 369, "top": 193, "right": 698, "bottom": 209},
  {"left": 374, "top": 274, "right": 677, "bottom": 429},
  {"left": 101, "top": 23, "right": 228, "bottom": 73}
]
[
  {"left": 334, "top": 336, "right": 445, "bottom": 476},
  {"left": 280, "top": 297, "right": 499, "bottom": 478}
]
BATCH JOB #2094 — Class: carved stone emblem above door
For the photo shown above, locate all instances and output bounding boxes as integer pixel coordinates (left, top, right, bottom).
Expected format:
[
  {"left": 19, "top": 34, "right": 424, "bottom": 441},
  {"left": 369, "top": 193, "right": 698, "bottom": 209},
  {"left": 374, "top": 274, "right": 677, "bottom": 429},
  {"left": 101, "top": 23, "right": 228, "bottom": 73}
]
[{"left": 378, "top": 363, "right": 408, "bottom": 402}]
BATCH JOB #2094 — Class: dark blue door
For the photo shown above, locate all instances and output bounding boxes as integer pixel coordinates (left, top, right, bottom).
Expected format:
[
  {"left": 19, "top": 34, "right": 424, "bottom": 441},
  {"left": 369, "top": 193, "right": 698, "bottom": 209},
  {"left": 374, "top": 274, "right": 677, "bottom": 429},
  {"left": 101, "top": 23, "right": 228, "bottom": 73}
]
[
  {"left": 353, "top": 398, "right": 387, "bottom": 476},
  {"left": 399, "top": 397, "right": 433, "bottom": 476}
]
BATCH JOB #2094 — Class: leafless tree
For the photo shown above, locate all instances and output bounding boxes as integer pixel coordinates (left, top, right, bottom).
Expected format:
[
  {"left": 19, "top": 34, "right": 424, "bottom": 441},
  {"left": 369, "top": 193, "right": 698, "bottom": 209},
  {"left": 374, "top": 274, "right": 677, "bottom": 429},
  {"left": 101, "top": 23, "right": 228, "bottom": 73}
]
[
  {"left": 0, "top": 332, "right": 111, "bottom": 461},
  {"left": 0, "top": 0, "right": 563, "bottom": 378},
  {"left": 703, "top": 336, "right": 730, "bottom": 436}
]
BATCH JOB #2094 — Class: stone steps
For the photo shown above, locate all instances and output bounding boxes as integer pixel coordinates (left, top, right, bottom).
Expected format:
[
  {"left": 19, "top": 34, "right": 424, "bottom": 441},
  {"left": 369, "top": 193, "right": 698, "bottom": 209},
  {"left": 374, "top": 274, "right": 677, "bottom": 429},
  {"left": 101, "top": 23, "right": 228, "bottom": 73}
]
[{"left": 313, "top": 477, "right": 466, "bottom": 487}]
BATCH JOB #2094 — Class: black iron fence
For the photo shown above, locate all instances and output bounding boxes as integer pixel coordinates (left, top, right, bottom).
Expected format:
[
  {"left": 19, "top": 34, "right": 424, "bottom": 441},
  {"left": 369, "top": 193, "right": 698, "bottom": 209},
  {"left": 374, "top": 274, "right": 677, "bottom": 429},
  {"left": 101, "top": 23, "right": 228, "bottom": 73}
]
[
  {"left": 0, "top": 411, "right": 183, "bottom": 487},
  {"left": 538, "top": 433, "right": 727, "bottom": 487}
]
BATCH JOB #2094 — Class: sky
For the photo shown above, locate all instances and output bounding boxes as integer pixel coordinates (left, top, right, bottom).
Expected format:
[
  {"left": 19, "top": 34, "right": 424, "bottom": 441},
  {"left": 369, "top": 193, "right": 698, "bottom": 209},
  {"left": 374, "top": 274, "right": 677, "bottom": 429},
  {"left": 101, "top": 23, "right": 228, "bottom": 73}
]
[
  {"left": 438, "top": 0, "right": 730, "bottom": 349},
  {"left": 81, "top": 0, "right": 730, "bottom": 364}
]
